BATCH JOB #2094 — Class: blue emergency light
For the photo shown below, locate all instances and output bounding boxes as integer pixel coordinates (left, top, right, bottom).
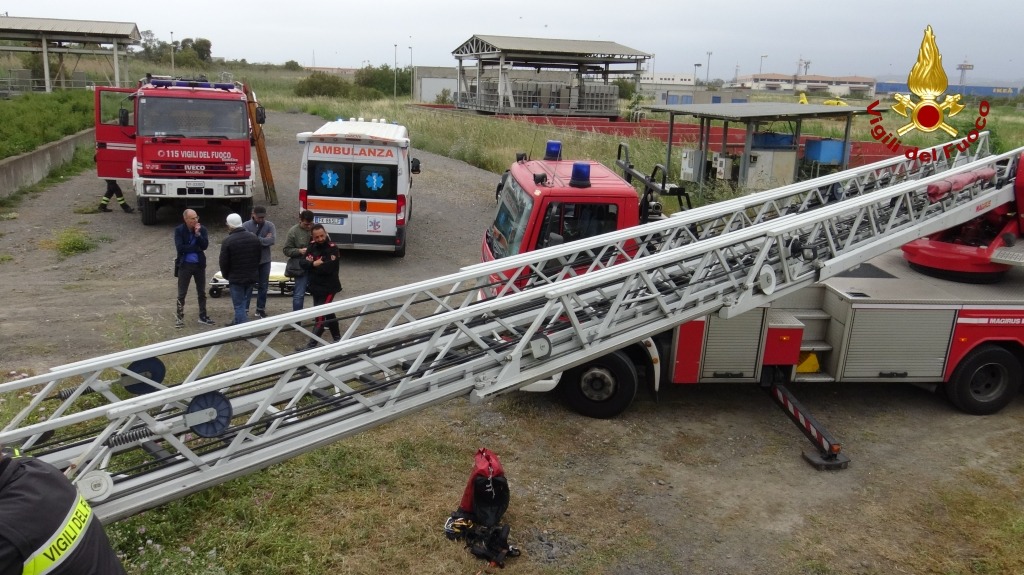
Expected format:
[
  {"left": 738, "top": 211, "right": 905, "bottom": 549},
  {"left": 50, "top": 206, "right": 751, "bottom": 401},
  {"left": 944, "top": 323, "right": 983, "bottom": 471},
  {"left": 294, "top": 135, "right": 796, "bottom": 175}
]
[
  {"left": 544, "top": 140, "right": 562, "bottom": 161},
  {"left": 149, "top": 79, "right": 237, "bottom": 90},
  {"left": 569, "top": 162, "right": 591, "bottom": 188}
]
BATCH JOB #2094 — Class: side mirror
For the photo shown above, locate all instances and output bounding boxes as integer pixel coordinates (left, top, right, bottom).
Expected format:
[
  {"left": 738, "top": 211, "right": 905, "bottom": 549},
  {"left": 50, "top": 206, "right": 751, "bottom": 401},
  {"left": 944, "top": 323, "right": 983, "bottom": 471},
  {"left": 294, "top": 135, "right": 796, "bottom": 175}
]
[
  {"left": 118, "top": 108, "right": 129, "bottom": 127},
  {"left": 255, "top": 106, "right": 266, "bottom": 125},
  {"left": 410, "top": 158, "right": 421, "bottom": 174}
]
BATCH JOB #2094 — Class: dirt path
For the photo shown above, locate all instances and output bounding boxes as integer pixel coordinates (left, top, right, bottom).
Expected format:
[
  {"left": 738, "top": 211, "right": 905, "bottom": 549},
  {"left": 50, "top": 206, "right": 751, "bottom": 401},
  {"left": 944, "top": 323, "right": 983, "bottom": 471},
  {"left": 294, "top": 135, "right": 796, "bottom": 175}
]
[{"left": 1, "top": 111, "right": 1022, "bottom": 574}]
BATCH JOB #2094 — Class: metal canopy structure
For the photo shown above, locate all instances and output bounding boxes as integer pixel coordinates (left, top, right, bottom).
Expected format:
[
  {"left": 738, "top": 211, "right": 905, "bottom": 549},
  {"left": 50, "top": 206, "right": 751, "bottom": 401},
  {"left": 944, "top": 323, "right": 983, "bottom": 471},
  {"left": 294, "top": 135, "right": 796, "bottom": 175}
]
[
  {"left": 643, "top": 102, "right": 871, "bottom": 189},
  {"left": 0, "top": 16, "right": 141, "bottom": 92},
  {"left": 452, "top": 35, "right": 651, "bottom": 116}
]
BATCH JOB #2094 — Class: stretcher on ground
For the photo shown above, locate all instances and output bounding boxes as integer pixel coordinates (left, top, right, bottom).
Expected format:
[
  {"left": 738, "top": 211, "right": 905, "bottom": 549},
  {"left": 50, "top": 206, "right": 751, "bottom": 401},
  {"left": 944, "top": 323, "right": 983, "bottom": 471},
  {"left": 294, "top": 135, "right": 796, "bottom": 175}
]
[{"left": 209, "top": 261, "right": 304, "bottom": 298}]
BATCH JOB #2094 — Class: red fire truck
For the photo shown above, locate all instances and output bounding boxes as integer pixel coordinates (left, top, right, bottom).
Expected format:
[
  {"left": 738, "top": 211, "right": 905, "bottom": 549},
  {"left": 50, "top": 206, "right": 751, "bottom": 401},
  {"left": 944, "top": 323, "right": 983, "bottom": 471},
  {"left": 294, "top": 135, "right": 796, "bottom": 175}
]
[
  {"left": 94, "top": 75, "right": 266, "bottom": 224},
  {"left": 482, "top": 138, "right": 1024, "bottom": 429}
]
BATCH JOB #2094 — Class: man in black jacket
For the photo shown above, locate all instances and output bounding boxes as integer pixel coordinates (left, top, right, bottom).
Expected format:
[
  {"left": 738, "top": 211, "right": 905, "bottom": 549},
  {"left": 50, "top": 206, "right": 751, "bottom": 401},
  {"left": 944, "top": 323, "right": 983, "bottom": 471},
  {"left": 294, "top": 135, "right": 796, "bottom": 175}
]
[
  {"left": 174, "top": 209, "right": 215, "bottom": 328},
  {"left": 296, "top": 223, "right": 342, "bottom": 351},
  {"left": 0, "top": 448, "right": 127, "bottom": 575},
  {"left": 219, "top": 213, "right": 262, "bottom": 326}
]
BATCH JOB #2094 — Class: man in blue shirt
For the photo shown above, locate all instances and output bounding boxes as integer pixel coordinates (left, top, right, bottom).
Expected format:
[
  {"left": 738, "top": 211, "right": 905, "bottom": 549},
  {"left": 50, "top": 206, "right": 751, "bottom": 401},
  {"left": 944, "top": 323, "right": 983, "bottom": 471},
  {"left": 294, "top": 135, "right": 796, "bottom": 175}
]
[{"left": 174, "top": 209, "right": 215, "bottom": 328}]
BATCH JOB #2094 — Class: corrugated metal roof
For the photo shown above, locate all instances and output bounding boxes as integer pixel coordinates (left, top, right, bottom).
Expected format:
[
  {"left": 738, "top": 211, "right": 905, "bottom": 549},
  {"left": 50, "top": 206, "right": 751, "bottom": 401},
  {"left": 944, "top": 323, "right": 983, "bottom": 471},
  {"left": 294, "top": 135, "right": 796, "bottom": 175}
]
[
  {"left": 454, "top": 34, "right": 650, "bottom": 61},
  {"left": 0, "top": 16, "right": 140, "bottom": 43},
  {"left": 642, "top": 102, "right": 869, "bottom": 121}
]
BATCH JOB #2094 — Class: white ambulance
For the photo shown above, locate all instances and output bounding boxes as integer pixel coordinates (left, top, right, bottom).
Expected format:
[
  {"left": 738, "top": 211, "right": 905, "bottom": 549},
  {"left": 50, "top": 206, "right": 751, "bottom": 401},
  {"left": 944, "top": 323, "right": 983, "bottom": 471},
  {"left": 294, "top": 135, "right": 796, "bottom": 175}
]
[{"left": 297, "top": 119, "right": 420, "bottom": 257}]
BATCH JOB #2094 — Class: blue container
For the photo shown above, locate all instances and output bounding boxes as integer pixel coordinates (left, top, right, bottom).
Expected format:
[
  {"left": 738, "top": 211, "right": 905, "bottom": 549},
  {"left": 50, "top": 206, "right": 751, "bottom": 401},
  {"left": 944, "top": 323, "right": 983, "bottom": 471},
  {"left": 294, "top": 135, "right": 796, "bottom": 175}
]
[
  {"left": 805, "top": 139, "right": 844, "bottom": 165},
  {"left": 752, "top": 132, "right": 794, "bottom": 148}
]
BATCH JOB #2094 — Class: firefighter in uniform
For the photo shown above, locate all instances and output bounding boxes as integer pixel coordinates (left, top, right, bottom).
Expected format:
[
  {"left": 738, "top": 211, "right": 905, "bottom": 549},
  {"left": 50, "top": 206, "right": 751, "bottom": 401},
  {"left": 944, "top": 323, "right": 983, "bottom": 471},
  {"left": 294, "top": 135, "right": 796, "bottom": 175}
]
[{"left": 0, "top": 448, "right": 127, "bottom": 575}]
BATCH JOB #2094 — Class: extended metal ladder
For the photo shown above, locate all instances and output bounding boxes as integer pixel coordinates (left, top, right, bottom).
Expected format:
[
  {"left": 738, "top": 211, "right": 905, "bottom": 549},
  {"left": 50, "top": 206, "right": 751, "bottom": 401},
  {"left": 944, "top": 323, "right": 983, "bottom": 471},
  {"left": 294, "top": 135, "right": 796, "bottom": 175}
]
[{"left": 1, "top": 134, "right": 1015, "bottom": 522}]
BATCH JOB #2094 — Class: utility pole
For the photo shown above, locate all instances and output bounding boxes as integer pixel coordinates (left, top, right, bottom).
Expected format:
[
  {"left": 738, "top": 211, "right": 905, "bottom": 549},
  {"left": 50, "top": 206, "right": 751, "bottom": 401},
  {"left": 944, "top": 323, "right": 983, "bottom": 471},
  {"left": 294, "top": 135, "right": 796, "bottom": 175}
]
[
  {"left": 760, "top": 54, "right": 767, "bottom": 74},
  {"left": 706, "top": 51, "right": 712, "bottom": 84},
  {"left": 693, "top": 63, "right": 701, "bottom": 86},
  {"left": 170, "top": 31, "right": 175, "bottom": 73},
  {"left": 393, "top": 44, "right": 397, "bottom": 100},
  {"left": 409, "top": 38, "right": 414, "bottom": 101}
]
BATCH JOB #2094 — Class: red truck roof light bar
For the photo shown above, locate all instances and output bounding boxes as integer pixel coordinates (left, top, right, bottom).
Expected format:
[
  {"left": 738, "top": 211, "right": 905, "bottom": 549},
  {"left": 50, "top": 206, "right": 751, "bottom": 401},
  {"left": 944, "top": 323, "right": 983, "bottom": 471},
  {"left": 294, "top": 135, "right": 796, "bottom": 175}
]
[{"left": 147, "top": 78, "right": 238, "bottom": 91}]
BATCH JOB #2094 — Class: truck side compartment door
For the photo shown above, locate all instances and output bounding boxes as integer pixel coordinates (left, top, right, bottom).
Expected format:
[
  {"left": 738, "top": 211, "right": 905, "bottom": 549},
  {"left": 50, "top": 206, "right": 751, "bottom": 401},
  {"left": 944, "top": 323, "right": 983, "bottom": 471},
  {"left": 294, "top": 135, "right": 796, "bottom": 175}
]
[{"left": 94, "top": 87, "right": 137, "bottom": 179}]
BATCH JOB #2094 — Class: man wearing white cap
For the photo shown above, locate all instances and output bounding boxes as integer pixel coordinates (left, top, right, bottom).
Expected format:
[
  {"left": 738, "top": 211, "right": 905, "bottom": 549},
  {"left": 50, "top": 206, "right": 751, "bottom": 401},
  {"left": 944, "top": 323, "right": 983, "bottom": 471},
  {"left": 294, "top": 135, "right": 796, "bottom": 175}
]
[{"left": 219, "top": 212, "right": 262, "bottom": 325}]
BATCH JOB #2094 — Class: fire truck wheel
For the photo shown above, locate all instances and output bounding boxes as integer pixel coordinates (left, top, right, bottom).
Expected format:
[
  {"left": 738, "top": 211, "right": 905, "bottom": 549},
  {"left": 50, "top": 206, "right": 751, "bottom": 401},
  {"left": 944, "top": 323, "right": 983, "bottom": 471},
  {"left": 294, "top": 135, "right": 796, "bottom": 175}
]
[
  {"left": 946, "top": 345, "right": 1022, "bottom": 415},
  {"left": 140, "top": 200, "right": 158, "bottom": 225},
  {"left": 559, "top": 350, "right": 638, "bottom": 419}
]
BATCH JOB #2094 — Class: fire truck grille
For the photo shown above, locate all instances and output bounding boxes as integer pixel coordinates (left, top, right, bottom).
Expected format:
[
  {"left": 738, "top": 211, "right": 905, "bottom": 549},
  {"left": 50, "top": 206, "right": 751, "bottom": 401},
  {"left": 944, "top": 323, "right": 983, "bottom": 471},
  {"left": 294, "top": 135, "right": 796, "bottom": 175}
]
[
  {"left": 174, "top": 186, "right": 214, "bottom": 196},
  {"left": 152, "top": 164, "right": 236, "bottom": 175}
]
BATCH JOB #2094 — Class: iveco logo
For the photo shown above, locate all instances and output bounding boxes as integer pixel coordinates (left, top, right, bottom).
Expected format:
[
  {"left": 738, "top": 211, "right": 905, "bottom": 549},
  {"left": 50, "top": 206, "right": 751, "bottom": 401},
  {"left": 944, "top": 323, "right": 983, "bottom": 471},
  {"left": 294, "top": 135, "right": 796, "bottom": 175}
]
[{"left": 184, "top": 164, "right": 206, "bottom": 171}]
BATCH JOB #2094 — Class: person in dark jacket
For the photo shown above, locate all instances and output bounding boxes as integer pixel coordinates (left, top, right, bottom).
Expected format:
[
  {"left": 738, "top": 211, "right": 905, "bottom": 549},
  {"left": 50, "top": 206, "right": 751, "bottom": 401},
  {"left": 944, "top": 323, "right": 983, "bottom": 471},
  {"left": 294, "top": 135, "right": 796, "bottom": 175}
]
[
  {"left": 174, "top": 209, "right": 215, "bottom": 328},
  {"left": 219, "top": 213, "right": 262, "bottom": 326},
  {"left": 296, "top": 223, "right": 342, "bottom": 350},
  {"left": 241, "top": 205, "right": 276, "bottom": 319},
  {"left": 0, "top": 447, "right": 128, "bottom": 575}
]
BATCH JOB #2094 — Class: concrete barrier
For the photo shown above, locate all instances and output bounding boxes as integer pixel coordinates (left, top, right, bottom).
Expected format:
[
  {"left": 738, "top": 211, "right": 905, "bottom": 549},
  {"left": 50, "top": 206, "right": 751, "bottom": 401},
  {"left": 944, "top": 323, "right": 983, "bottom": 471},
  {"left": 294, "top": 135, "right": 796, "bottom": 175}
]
[{"left": 0, "top": 128, "right": 95, "bottom": 199}]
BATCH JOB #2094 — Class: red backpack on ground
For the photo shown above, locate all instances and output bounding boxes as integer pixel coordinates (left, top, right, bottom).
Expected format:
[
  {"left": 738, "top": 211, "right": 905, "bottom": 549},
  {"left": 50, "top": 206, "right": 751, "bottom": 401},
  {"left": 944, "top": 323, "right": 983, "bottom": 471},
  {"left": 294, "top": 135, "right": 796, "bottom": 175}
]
[{"left": 444, "top": 448, "right": 520, "bottom": 567}]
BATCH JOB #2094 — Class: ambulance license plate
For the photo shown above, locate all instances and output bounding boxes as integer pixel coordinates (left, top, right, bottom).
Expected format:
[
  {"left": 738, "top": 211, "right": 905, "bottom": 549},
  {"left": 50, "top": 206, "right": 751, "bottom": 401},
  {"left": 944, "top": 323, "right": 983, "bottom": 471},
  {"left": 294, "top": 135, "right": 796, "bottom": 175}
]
[{"left": 315, "top": 216, "right": 345, "bottom": 225}]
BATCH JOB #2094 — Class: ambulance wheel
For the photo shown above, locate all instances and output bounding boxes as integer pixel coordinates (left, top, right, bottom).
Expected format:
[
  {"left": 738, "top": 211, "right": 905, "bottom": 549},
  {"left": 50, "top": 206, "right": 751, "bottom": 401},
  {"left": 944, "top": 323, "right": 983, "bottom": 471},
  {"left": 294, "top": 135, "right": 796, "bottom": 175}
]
[
  {"left": 393, "top": 242, "right": 407, "bottom": 258},
  {"left": 559, "top": 350, "right": 638, "bottom": 419},
  {"left": 209, "top": 287, "right": 222, "bottom": 298},
  {"left": 946, "top": 344, "right": 1021, "bottom": 415}
]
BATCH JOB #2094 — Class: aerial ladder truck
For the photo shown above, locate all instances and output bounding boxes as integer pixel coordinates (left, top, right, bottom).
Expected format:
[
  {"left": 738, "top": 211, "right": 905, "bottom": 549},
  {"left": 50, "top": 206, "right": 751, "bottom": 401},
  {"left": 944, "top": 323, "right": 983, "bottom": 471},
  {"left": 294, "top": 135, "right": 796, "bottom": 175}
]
[{"left": 1, "top": 132, "right": 1020, "bottom": 522}]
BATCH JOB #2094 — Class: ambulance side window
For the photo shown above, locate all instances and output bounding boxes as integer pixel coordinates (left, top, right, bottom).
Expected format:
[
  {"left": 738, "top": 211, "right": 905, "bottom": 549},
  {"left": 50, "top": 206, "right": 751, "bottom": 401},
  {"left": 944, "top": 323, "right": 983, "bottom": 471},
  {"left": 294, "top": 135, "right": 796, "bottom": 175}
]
[
  {"left": 354, "top": 164, "right": 397, "bottom": 200},
  {"left": 309, "top": 162, "right": 348, "bottom": 198}
]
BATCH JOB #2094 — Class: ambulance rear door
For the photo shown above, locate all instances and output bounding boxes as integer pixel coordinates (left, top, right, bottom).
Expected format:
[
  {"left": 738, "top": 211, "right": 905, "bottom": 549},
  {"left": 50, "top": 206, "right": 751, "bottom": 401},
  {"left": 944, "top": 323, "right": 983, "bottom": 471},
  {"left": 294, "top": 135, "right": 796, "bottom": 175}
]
[{"left": 305, "top": 148, "right": 400, "bottom": 251}]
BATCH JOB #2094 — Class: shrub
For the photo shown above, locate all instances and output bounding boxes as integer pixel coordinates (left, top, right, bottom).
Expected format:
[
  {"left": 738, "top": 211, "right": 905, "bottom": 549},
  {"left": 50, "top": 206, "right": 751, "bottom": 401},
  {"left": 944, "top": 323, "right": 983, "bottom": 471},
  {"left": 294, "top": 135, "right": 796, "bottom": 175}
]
[
  {"left": 294, "top": 72, "right": 349, "bottom": 98},
  {"left": 434, "top": 88, "right": 453, "bottom": 105}
]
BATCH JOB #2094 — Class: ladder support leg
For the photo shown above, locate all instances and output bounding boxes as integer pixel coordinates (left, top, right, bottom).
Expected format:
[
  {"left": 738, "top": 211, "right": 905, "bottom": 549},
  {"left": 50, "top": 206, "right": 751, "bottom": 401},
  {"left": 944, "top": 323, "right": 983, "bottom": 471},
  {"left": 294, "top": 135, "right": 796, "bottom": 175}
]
[{"left": 763, "top": 381, "right": 850, "bottom": 470}]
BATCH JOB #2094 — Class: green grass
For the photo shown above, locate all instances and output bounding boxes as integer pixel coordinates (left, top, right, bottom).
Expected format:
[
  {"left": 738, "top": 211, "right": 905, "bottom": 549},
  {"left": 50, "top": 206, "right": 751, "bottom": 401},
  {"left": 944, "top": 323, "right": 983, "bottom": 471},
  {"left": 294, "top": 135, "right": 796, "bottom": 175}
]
[{"left": 0, "top": 90, "right": 94, "bottom": 160}]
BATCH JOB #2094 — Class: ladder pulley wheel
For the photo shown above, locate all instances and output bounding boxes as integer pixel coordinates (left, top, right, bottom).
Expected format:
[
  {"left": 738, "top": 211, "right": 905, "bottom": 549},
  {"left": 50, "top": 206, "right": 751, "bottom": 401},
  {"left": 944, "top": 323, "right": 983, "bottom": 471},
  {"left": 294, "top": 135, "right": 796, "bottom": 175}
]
[
  {"left": 123, "top": 358, "right": 166, "bottom": 395},
  {"left": 186, "top": 391, "right": 233, "bottom": 438}
]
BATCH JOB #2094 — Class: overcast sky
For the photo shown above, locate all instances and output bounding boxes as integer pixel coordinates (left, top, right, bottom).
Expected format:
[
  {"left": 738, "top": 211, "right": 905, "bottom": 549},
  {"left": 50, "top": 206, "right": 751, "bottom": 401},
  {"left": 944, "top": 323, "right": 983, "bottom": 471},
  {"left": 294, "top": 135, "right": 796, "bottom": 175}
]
[{"left": 26, "top": 0, "right": 1023, "bottom": 84}]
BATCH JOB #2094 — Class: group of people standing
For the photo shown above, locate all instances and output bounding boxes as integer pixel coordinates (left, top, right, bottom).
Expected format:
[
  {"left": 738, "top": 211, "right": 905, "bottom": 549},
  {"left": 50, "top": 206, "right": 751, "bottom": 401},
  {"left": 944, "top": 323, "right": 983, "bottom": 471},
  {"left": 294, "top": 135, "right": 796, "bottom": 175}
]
[{"left": 174, "top": 207, "right": 343, "bottom": 347}]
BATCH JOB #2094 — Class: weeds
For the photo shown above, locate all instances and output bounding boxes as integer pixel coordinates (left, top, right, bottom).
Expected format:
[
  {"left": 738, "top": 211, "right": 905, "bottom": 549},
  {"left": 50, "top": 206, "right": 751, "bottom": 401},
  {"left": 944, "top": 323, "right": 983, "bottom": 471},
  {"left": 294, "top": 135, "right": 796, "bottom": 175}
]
[{"left": 46, "top": 228, "right": 97, "bottom": 256}]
